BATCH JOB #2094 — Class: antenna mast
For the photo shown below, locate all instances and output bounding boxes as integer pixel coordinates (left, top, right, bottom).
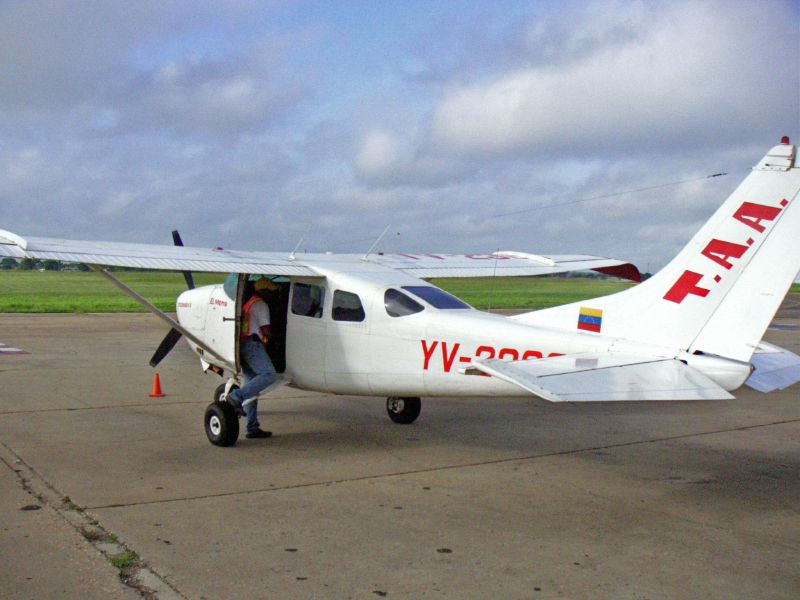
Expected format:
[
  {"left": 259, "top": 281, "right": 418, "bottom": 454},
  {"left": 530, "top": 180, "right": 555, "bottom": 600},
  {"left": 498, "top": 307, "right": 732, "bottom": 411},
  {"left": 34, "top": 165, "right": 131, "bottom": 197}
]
[{"left": 362, "top": 225, "right": 392, "bottom": 261}]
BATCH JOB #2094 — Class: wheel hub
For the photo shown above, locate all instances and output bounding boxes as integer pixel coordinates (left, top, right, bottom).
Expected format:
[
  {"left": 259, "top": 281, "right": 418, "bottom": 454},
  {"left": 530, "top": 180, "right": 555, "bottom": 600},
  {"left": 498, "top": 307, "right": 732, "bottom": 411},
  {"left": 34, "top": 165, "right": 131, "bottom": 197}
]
[
  {"left": 209, "top": 415, "right": 222, "bottom": 436},
  {"left": 388, "top": 398, "right": 405, "bottom": 413}
]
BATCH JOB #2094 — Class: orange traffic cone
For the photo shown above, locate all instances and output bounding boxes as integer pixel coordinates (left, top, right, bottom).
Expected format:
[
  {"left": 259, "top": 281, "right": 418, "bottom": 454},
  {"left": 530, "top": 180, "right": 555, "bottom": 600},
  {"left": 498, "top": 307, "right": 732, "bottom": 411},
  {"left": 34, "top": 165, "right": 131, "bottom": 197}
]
[{"left": 149, "top": 372, "right": 165, "bottom": 397}]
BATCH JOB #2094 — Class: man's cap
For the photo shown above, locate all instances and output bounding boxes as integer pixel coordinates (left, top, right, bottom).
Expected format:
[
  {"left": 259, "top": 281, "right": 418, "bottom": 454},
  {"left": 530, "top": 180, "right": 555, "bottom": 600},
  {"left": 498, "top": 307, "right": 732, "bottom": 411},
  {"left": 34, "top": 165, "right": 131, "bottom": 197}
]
[{"left": 254, "top": 278, "right": 279, "bottom": 292}]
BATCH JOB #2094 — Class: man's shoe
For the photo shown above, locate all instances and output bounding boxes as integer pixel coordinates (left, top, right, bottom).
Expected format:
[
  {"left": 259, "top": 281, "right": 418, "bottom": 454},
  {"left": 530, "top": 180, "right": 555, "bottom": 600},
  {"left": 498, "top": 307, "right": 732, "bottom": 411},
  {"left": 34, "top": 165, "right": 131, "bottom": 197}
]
[{"left": 246, "top": 429, "right": 272, "bottom": 439}]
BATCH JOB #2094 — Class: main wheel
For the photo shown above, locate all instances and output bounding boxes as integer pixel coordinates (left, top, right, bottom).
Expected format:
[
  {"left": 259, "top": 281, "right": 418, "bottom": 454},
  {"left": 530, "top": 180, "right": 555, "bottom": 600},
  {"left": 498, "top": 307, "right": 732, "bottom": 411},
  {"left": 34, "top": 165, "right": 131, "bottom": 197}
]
[
  {"left": 386, "top": 397, "right": 421, "bottom": 424},
  {"left": 204, "top": 401, "right": 240, "bottom": 446}
]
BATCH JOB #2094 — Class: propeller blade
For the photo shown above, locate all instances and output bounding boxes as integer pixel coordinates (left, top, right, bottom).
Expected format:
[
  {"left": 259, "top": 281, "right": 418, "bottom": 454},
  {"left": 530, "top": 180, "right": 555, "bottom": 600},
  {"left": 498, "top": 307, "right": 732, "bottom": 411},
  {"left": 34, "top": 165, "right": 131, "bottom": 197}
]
[
  {"left": 149, "top": 328, "right": 183, "bottom": 367},
  {"left": 171, "top": 230, "right": 195, "bottom": 289}
]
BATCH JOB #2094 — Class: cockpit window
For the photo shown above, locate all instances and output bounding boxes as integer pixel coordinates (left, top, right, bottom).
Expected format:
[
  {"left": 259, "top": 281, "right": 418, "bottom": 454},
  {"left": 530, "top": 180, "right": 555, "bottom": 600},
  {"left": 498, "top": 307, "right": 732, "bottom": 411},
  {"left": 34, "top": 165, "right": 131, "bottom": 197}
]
[
  {"left": 223, "top": 273, "right": 238, "bottom": 300},
  {"left": 384, "top": 288, "right": 424, "bottom": 318},
  {"left": 333, "top": 290, "right": 365, "bottom": 322},
  {"left": 401, "top": 286, "right": 470, "bottom": 309},
  {"left": 292, "top": 283, "right": 325, "bottom": 318}
]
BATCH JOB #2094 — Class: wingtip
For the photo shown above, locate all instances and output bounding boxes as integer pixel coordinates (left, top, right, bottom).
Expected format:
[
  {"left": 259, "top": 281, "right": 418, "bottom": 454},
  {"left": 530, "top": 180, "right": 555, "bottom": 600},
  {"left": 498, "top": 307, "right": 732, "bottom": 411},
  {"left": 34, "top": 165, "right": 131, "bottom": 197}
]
[
  {"left": 591, "top": 263, "right": 641, "bottom": 283},
  {"left": 0, "top": 229, "right": 28, "bottom": 250}
]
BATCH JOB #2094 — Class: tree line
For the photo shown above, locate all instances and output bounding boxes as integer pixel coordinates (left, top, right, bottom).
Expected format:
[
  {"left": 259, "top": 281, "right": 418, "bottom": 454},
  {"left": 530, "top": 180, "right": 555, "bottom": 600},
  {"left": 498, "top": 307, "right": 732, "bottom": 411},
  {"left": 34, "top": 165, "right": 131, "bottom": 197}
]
[
  {"left": 1, "top": 258, "right": 90, "bottom": 271},
  {"left": 0, "top": 258, "right": 154, "bottom": 272}
]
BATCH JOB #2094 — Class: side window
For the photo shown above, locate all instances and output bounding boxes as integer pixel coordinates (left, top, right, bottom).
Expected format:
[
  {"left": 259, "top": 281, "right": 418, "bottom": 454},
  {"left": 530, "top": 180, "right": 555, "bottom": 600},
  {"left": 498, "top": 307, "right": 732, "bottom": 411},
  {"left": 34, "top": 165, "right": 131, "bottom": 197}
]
[
  {"left": 384, "top": 288, "right": 424, "bottom": 318},
  {"left": 292, "top": 283, "right": 325, "bottom": 318},
  {"left": 332, "top": 290, "right": 365, "bottom": 322}
]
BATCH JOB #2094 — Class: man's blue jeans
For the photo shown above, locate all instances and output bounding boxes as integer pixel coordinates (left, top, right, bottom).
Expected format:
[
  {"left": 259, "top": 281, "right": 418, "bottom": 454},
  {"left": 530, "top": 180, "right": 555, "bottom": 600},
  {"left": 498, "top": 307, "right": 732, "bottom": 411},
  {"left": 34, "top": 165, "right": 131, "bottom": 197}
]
[{"left": 229, "top": 338, "right": 277, "bottom": 433}]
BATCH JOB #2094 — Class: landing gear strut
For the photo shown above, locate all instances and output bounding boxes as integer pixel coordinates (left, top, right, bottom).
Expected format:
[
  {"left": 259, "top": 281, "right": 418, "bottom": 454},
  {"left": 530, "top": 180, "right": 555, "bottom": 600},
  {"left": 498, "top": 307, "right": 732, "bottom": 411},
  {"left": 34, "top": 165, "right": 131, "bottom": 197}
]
[{"left": 386, "top": 397, "right": 421, "bottom": 424}]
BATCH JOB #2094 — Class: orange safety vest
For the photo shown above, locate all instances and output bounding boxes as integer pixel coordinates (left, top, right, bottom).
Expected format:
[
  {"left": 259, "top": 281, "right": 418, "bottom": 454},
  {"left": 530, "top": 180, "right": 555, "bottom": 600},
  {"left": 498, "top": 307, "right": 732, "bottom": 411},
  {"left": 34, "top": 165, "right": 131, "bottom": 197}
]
[{"left": 241, "top": 296, "right": 267, "bottom": 343}]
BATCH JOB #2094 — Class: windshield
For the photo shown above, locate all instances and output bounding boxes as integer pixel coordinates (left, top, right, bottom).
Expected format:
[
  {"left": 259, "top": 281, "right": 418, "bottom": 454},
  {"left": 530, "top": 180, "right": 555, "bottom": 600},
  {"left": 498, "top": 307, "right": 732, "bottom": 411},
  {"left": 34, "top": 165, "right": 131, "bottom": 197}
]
[
  {"left": 401, "top": 286, "right": 470, "bottom": 309},
  {"left": 385, "top": 288, "right": 424, "bottom": 317}
]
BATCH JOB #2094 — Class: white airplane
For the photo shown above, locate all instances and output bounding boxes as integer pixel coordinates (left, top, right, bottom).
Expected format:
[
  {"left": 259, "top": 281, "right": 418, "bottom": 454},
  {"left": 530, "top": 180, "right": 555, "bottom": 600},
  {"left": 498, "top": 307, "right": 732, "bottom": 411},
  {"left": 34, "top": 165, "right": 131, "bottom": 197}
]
[{"left": 2, "top": 139, "right": 800, "bottom": 447}]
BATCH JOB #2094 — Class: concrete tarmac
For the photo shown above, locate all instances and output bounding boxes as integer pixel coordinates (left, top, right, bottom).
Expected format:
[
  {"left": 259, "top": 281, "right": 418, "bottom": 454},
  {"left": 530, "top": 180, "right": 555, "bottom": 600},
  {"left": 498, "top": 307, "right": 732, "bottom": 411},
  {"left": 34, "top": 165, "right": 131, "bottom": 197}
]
[{"left": 0, "top": 312, "right": 798, "bottom": 599}]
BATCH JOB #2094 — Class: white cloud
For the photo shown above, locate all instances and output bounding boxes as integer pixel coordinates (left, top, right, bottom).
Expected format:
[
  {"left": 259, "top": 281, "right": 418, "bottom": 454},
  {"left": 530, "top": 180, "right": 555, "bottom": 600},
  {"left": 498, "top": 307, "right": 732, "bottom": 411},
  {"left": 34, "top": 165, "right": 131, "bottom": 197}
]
[
  {"left": 353, "top": 128, "right": 464, "bottom": 187},
  {"left": 98, "top": 191, "right": 137, "bottom": 217},
  {"left": 0, "top": 1, "right": 181, "bottom": 113},
  {"left": 429, "top": 1, "right": 797, "bottom": 157},
  {"left": 355, "top": 130, "right": 401, "bottom": 178},
  {"left": 3, "top": 148, "right": 42, "bottom": 184},
  {"left": 114, "top": 35, "right": 311, "bottom": 137}
]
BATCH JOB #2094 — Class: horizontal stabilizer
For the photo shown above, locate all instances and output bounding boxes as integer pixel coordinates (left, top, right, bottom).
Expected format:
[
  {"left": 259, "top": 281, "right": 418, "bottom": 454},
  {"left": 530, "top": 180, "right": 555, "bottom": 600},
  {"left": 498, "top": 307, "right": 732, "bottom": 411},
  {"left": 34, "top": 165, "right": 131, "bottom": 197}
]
[
  {"left": 470, "top": 353, "right": 733, "bottom": 402},
  {"left": 746, "top": 342, "right": 800, "bottom": 393}
]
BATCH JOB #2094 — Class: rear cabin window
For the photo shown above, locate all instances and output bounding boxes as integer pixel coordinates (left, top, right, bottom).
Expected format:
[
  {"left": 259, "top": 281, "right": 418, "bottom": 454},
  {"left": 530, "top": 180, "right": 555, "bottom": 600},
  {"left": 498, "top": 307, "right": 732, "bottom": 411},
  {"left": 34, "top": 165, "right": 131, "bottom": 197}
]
[
  {"left": 402, "top": 286, "right": 470, "bottom": 309},
  {"left": 332, "top": 290, "right": 365, "bottom": 322},
  {"left": 292, "top": 283, "right": 325, "bottom": 318},
  {"left": 384, "top": 288, "right": 424, "bottom": 318}
]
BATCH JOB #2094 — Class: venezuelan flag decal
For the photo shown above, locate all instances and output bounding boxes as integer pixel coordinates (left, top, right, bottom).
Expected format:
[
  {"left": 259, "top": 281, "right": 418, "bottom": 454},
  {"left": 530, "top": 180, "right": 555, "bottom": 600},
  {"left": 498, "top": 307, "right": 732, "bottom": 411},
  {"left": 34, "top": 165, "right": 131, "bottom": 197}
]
[{"left": 577, "top": 307, "right": 603, "bottom": 333}]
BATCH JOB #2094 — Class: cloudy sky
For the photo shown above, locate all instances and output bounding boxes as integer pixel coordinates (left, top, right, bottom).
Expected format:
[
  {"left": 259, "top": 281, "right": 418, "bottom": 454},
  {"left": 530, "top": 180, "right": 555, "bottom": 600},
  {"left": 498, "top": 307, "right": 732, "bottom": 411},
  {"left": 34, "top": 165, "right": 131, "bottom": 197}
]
[{"left": 1, "top": 0, "right": 798, "bottom": 272}]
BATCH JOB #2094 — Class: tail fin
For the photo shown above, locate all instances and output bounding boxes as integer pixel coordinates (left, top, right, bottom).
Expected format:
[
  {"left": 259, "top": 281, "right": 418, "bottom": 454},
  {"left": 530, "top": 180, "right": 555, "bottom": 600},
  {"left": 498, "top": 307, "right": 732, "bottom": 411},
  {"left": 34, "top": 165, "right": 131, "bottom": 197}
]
[{"left": 515, "top": 139, "right": 800, "bottom": 362}]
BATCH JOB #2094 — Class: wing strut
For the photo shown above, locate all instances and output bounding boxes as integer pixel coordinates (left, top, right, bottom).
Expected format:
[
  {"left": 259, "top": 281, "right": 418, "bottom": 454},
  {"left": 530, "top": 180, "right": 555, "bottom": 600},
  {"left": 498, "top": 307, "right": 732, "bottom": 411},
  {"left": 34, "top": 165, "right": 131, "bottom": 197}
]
[{"left": 87, "top": 265, "right": 235, "bottom": 371}]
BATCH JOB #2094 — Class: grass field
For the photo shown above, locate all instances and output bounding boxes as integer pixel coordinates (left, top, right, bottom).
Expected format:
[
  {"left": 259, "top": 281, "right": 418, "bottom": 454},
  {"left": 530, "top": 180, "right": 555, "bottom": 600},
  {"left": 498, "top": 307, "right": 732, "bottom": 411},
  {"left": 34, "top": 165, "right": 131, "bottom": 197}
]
[
  {"left": 1, "top": 270, "right": 798, "bottom": 313},
  {"left": 432, "top": 276, "right": 635, "bottom": 310},
  {"left": 0, "top": 271, "right": 226, "bottom": 313}
]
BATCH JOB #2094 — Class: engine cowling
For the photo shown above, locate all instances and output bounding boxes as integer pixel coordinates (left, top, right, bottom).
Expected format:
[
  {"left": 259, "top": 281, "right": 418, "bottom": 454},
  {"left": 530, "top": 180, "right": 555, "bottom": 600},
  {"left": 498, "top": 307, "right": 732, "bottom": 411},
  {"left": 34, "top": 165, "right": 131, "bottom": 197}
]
[{"left": 176, "top": 284, "right": 237, "bottom": 369}]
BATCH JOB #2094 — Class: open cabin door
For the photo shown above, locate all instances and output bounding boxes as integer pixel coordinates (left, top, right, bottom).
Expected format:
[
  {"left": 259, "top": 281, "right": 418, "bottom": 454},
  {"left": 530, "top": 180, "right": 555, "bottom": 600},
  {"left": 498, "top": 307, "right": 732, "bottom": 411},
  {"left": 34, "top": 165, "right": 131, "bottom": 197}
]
[
  {"left": 234, "top": 273, "right": 246, "bottom": 372},
  {"left": 195, "top": 272, "right": 239, "bottom": 369},
  {"left": 202, "top": 273, "right": 240, "bottom": 372},
  {"left": 229, "top": 274, "right": 290, "bottom": 375}
]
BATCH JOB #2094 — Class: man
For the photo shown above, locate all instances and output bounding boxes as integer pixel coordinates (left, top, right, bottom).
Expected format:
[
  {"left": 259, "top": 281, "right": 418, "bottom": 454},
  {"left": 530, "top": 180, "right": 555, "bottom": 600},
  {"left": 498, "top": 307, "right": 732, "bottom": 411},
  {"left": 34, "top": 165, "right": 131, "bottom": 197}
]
[{"left": 226, "top": 277, "right": 278, "bottom": 439}]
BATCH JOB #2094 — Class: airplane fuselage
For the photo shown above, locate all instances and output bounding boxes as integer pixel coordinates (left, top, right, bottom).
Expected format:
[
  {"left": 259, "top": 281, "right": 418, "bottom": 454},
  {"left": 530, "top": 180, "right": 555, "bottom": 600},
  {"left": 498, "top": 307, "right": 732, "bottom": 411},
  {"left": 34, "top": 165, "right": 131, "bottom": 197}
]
[{"left": 175, "top": 259, "right": 752, "bottom": 400}]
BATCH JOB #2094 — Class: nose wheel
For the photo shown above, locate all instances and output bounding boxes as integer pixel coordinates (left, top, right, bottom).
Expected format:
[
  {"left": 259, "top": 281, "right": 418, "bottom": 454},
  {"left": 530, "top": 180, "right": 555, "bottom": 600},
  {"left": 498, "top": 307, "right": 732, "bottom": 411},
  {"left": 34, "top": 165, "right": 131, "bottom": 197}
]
[
  {"left": 386, "top": 397, "right": 421, "bottom": 424},
  {"left": 204, "top": 382, "right": 241, "bottom": 446}
]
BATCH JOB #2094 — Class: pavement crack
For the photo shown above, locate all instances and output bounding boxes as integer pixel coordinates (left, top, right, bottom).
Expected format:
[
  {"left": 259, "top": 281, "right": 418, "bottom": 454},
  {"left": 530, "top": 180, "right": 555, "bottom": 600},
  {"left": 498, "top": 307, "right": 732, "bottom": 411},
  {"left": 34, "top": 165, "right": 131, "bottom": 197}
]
[
  {"left": 0, "top": 400, "right": 201, "bottom": 415},
  {"left": 88, "top": 417, "right": 800, "bottom": 510},
  {"left": 0, "top": 440, "right": 188, "bottom": 600}
]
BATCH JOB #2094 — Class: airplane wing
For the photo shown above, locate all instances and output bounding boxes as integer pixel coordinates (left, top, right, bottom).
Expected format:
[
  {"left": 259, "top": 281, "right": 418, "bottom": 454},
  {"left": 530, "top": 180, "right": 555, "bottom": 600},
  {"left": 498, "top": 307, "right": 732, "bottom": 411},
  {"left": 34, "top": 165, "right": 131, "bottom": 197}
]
[
  {"left": 0, "top": 230, "right": 639, "bottom": 281},
  {"left": 367, "top": 252, "right": 641, "bottom": 281},
  {"left": 469, "top": 352, "right": 733, "bottom": 401},
  {"left": 0, "top": 230, "right": 317, "bottom": 276},
  {"left": 745, "top": 341, "right": 800, "bottom": 392}
]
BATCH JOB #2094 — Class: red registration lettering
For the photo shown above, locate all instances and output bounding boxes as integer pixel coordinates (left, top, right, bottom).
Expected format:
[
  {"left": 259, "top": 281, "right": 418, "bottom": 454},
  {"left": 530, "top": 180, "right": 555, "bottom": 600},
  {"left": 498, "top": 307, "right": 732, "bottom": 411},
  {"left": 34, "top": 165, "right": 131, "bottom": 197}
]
[
  {"left": 498, "top": 348, "right": 519, "bottom": 361},
  {"left": 441, "top": 342, "right": 461, "bottom": 373},
  {"left": 664, "top": 270, "right": 711, "bottom": 304},
  {"left": 732, "top": 201, "right": 782, "bottom": 233},
  {"left": 475, "top": 345, "right": 495, "bottom": 360},
  {"left": 700, "top": 239, "right": 748, "bottom": 270},
  {"left": 421, "top": 340, "right": 438, "bottom": 370}
]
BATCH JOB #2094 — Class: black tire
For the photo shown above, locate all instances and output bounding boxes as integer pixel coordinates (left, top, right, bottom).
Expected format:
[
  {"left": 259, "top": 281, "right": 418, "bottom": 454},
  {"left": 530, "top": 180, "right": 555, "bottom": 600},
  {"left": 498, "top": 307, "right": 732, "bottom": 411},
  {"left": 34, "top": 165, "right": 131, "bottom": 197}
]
[
  {"left": 213, "top": 383, "right": 239, "bottom": 403},
  {"left": 386, "top": 397, "right": 421, "bottom": 424},
  {"left": 204, "top": 401, "right": 240, "bottom": 446}
]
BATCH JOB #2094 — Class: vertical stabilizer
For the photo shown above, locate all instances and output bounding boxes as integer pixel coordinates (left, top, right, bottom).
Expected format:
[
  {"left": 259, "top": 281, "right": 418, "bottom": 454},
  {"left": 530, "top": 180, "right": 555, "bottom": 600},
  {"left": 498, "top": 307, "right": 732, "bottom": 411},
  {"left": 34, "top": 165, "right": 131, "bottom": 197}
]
[{"left": 515, "top": 139, "right": 800, "bottom": 361}]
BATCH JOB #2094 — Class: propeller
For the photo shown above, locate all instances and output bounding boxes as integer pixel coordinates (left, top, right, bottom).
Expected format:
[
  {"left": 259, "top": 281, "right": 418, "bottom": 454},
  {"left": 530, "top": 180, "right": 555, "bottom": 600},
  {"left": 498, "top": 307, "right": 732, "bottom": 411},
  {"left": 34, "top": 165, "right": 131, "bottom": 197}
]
[
  {"left": 149, "top": 230, "right": 195, "bottom": 367},
  {"left": 149, "top": 328, "right": 183, "bottom": 367},
  {"left": 171, "top": 230, "right": 195, "bottom": 290}
]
